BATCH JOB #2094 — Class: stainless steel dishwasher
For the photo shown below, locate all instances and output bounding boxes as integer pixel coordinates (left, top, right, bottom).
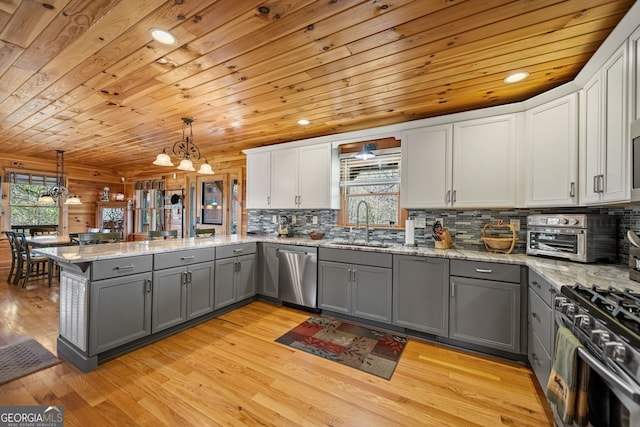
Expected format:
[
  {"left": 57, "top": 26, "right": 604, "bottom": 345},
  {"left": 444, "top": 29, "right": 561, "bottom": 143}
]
[{"left": 278, "top": 245, "right": 318, "bottom": 309}]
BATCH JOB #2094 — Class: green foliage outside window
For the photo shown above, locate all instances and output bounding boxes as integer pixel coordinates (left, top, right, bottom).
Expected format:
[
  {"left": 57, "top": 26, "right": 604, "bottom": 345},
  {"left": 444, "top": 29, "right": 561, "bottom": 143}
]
[{"left": 10, "top": 182, "right": 59, "bottom": 226}]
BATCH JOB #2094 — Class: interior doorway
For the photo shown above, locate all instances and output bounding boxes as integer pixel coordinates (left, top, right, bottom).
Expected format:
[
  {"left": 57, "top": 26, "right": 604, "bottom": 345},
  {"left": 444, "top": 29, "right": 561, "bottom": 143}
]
[{"left": 192, "top": 169, "right": 243, "bottom": 236}]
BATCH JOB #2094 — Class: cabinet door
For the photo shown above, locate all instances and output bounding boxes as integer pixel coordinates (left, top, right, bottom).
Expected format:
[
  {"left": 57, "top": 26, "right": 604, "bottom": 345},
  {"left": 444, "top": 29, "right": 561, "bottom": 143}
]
[
  {"left": 393, "top": 256, "right": 449, "bottom": 336},
  {"left": 601, "top": 43, "right": 628, "bottom": 203},
  {"left": 449, "top": 276, "right": 521, "bottom": 353},
  {"left": 318, "top": 261, "right": 351, "bottom": 314},
  {"left": 246, "top": 152, "right": 271, "bottom": 208},
  {"left": 260, "top": 243, "right": 279, "bottom": 298},
  {"left": 580, "top": 73, "right": 602, "bottom": 204},
  {"left": 89, "top": 272, "right": 152, "bottom": 355},
  {"left": 401, "top": 125, "right": 453, "bottom": 208},
  {"left": 236, "top": 254, "right": 256, "bottom": 301},
  {"left": 270, "top": 148, "right": 299, "bottom": 209},
  {"left": 152, "top": 266, "right": 187, "bottom": 333},
  {"left": 525, "top": 94, "right": 578, "bottom": 207},
  {"left": 453, "top": 115, "right": 516, "bottom": 207},
  {"left": 298, "top": 144, "right": 332, "bottom": 209},
  {"left": 214, "top": 258, "right": 237, "bottom": 309},
  {"left": 186, "top": 261, "right": 215, "bottom": 320},
  {"left": 352, "top": 265, "right": 392, "bottom": 323}
]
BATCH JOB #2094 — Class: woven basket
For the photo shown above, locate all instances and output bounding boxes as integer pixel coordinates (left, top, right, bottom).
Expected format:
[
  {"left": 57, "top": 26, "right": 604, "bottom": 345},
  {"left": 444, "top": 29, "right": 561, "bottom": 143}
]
[{"left": 481, "top": 220, "right": 517, "bottom": 254}]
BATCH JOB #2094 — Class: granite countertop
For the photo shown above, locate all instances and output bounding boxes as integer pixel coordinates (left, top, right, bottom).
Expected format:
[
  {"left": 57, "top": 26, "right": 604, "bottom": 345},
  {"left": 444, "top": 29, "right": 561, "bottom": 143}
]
[{"left": 33, "top": 235, "right": 640, "bottom": 293}]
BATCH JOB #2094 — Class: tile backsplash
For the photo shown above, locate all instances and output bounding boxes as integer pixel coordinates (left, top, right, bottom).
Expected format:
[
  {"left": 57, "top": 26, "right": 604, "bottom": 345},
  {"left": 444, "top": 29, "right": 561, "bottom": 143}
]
[{"left": 248, "top": 205, "right": 640, "bottom": 266}]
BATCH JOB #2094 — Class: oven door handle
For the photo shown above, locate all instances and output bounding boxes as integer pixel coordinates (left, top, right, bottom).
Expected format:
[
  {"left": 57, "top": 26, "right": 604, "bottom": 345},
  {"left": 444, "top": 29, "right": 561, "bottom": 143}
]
[{"left": 577, "top": 347, "right": 640, "bottom": 403}]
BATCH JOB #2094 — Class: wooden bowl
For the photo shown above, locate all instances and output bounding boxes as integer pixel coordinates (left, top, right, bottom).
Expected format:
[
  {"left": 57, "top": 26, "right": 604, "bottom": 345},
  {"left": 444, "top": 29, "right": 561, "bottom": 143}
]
[{"left": 309, "top": 232, "right": 324, "bottom": 240}]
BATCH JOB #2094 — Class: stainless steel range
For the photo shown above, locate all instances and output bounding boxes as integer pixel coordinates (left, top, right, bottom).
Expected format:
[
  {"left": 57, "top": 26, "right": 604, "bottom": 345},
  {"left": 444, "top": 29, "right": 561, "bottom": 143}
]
[
  {"left": 527, "top": 214, "right": 617, "bottom": 263},
  {"left": 555, "top": 284, "right": 640, "bottom": 426}
]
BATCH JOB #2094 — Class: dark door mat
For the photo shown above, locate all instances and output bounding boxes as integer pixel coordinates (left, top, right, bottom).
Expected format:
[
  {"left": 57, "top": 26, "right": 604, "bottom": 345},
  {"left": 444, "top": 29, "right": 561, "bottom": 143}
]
[
  {"left": 276, "top": 317, "right": 407, "bottom": 380},
  {"left": 0, "top": 339, "right": 60, "bottom": 384}
]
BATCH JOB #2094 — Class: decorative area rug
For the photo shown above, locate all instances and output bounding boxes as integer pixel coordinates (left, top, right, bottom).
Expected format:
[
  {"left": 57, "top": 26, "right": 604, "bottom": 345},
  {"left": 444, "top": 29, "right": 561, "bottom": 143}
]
[
  {"left": 275, "top": 317, "right": 407, "bottom": 380},
  {"left": 0, "top": 339, "right": 60, "bottom": 384}
]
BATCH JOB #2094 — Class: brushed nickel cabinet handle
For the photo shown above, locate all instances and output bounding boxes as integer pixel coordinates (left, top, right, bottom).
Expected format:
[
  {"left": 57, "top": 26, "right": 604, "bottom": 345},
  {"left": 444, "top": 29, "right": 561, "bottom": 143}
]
[
  {"left": 593, "top": 175, "right": 598, "bottom": 193},
  {"left": 452, "top": 190, "right": 456, "bottom": 203},
  {"left": 446, "top": 190, "right": 451, "bottom": 203},
  {"left": 569, "top": 182, "right": 575, "bottom": 198}
]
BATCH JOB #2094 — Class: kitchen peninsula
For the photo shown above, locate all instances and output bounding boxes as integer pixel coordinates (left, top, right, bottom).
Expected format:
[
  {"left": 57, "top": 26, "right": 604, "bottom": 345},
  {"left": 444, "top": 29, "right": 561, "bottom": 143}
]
[{"left": 35, "top": 236, "right": 640, "bottom": 373}]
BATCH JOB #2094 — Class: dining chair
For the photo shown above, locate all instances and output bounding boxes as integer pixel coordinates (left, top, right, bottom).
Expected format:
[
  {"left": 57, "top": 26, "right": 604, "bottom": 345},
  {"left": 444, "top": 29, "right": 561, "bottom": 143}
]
[
  {"left": 194, "top": 228, "right": 216, "bottom": 237},
  {"left": 5, "top": 231, "right": 19, "bottom": 284},
  {"left": 15, "top": 232, "right": 51, "bottom": 287},
  {"left": 148, "top": 230, "right": 178, "bottom": 240},
  {"left": 78, "top": 232, "right": 122, "bottom": 245}
]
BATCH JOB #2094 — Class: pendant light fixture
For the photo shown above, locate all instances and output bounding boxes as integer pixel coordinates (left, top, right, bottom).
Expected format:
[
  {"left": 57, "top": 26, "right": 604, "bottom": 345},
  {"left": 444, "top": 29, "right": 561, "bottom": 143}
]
[
  {"left": 153, "top": 118, "right": 215, "bottom": 174},
  {"left": 38, "top": 150, "right": 82, "bottom": 205},
  {"left": 355, "top": 143, "right": 376, "bottom": 160}
]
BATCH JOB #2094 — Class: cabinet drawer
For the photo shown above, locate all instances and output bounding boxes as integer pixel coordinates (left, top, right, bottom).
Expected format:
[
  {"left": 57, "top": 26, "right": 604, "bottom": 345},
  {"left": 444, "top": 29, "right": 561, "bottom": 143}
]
[
  {"left": 450, "top": 260, "right": 520, "bottom": 283},
  {"left": 318, "top": 248, "right": 393, "bottom": 268},
  {"left": 529, "top": 330, "right": 552, "bottom": 390},
  {"left": 216, "top": 242, "right": 256, "bottom": 259},
  {"left": 529, "top": 288, "right": 553, "bottom": 354},
  {"left": 92, "top": 255, "right": 153, "bottom": 281},
  {"left": 528, "top": 268, "right": 557, "bottom": 306},
  {"left": 154, "top": 248, "right": 214, "bottom": 269}
]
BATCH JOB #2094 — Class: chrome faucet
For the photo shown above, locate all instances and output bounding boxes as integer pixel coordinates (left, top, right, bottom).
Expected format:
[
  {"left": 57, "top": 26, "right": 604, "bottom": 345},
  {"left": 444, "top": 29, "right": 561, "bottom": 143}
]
[{"left": 355, "top": 200, "right": 370, "bottom": 243}]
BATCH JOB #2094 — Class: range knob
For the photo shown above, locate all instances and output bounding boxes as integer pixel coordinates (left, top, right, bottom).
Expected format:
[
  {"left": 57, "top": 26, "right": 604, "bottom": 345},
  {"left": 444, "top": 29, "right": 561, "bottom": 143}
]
[
  {"left": 567, "top": 218, "right": 579, "bottom": 225},
  {"left": 558, "top": 218, "right": 568, "bottom": 225},
  {"left": 573, "top": 314, "right": 591, "bottom": 330},
  {"left": 591, "top": 329, "right": 610, "bottom": 347},
  {"left": 603, "top": 342, "right": 626, "bottom": 363},
  {"left": 561, "top": 302, "right": 576, "bottom": 316}
]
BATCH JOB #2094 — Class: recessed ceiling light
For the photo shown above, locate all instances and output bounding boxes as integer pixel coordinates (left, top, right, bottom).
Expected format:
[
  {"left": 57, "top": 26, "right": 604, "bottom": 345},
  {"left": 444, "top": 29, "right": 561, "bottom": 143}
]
[
  {"left": 149, "top": 28, "right": 177, "bottom": 45},
  {"left": 504, "top": 71, "right": 529, "bottom": 84},
  {"left": 298, "top": 119, "right": 310, "bottom": 125}
]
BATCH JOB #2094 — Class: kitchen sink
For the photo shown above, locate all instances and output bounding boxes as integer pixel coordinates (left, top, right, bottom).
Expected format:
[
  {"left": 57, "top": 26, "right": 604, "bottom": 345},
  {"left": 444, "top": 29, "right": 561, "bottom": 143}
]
[{"left": 328, "top": 240, "right": 390, "bottom": 248}]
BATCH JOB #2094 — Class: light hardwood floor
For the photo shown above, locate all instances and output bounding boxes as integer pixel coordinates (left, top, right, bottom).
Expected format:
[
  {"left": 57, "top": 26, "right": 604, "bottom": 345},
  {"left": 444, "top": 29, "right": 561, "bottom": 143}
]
[{"left": 0, "top": 274, "right": 554, "bottom": 426}]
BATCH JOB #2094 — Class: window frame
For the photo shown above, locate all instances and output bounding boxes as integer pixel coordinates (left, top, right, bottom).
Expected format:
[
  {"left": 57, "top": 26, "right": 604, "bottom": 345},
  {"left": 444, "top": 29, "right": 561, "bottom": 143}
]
[
  {"left": 337, "top": 139, "right": 406, "bottom": 228},
  {"left": 7, "top": 171, "right": 61, "bottom": 228}
]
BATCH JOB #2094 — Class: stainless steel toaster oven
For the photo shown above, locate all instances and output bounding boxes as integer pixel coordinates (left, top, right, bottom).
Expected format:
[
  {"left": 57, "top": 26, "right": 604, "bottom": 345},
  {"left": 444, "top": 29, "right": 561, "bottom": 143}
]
[{"left": 526, "top": 214, "right": 617, "bottom": 263}]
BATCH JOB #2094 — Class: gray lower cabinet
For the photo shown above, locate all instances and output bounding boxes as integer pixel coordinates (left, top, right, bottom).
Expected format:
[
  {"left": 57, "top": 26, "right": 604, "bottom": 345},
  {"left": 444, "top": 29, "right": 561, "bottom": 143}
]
[
  {"left": 318, "top": 249, "right": 393, "bottom": 323},
  {"left": 151, "top": 261, "right": 215, "bottom": 333},
  {"left": 528, "top": 269, "right": 557, "bottom": 388},
  {"left": 215, "top": 243, "right": 256, "bottom": 310},
  {"left": 449, "top": 260, "right": 522, "bottom": 354},
  {"left": 89, "top": 271, "right": 153, "bottom": 355},
  {"left": 260, "top": 243, "right": 279, "bottom": 298},
  {"left": 392, "top": 255, "right": 449, "bottom": 336}
]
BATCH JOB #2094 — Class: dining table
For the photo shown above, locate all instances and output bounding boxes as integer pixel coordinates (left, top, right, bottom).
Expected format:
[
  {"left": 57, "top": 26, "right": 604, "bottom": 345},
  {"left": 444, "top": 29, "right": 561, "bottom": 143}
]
[{"left": 24, "top": 234, "right": 76, "bottom": 248}]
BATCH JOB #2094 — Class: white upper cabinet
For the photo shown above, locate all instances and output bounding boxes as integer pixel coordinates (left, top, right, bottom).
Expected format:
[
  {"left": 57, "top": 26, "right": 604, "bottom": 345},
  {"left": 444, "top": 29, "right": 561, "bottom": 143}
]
[
  {"left": 297, "top": 144, "right": 333, "bottom": 209},
  {"left": 401, "top": 124, "right": 453, "bottom": 208},
  {"left": 247, "top": 143, "right": 333, "bottom": 210},
  {"left": 270, "top": 147, "right": 300, "bottom": 209},
  {"left": 245, "top": 151, "right": 271, "bottom": 209},
  {"left": 401, "top": 114, "right": 517, "bottom": 208},
  {"left": 580, "top": 42, "right": 629, "bottom": 205},
  {"left": 452, "top": 114, "right": 517, "bottom": 208},
  {"left": 631, "top": 26, "right": 640, "bottom": 123},
  {"left": 524, "top": 94, "right": 578, "bottom": 207}
]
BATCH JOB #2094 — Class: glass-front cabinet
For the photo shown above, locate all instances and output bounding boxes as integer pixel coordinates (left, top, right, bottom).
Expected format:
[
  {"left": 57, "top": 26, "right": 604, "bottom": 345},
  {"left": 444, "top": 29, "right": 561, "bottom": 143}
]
[{"left": 96, "top": 201, "right": 130, "bottom": 241}]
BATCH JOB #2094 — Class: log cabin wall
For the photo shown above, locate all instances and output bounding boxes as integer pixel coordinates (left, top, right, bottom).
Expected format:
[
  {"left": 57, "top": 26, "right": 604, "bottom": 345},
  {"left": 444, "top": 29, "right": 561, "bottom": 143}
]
[
  {"left": 0, "top": 153, "right": 124, "bottom": 276},
  {"left": 0, "top": 152, "right": 247, "bottom": 276},
  {"left": 126, "top": 153, "right": 248, "bottom": 237}
]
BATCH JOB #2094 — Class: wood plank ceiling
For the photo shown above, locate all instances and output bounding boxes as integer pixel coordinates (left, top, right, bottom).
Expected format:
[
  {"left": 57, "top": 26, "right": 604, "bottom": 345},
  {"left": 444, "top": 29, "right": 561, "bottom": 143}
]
[{"left": 0, "top": 0, "right": 635, "bottom": 174}]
